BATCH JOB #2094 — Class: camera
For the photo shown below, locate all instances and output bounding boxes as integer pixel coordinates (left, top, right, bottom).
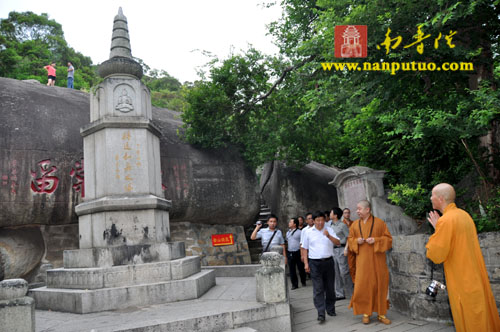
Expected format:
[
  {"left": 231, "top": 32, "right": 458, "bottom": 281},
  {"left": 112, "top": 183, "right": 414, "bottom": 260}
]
[{"left": 426, "top": 280, "right": 446, "bottom": 297}]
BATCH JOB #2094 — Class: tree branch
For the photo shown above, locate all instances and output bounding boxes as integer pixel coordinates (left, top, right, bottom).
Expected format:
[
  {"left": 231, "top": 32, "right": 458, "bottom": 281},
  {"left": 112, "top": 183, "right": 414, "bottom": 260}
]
[{"left": 240, "top": 54, "right": 317, "bottom": 115}]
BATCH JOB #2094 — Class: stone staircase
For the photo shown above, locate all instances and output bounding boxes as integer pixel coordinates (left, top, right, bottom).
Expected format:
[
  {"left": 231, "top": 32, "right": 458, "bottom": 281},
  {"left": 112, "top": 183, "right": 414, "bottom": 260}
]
[{"left": 246, "top": 202, "right": 272, "bottom": 264}]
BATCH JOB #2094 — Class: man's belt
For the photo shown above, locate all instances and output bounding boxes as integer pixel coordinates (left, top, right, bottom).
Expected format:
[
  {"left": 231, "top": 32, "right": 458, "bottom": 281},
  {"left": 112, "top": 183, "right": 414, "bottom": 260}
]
[
  {"left": 335, "top": 244, "right": 346, "bottom": 248},
  {"left": 309, "top": 257, "right": 332, "bottom": 261}
]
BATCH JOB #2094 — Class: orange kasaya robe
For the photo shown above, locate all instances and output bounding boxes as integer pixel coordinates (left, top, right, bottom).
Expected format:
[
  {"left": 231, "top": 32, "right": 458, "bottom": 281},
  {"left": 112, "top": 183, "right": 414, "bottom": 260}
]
[
  {"left": 426, "top": 203, "right": 500, "bottom": 332},
  {"left": 348, "top": 215, "right": 392, "bottom": 316},
  {"left": 347, "top": 223, "right": 356, "bottom": 282},
  {"left": 347, "top": 249, "right": 356, "bottom": 282}
]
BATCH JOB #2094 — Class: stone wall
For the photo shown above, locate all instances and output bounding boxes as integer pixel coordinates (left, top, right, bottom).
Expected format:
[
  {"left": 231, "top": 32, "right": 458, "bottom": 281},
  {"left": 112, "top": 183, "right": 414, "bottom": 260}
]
[
  {"left": 170, "top": 222, "right": 251, "bottom": 266},
  {"left": 389, "top": 232, "right": 500, "bottom": 322},
  {"left": 332, "top": 166, "right": 417, "bottom": 236}
]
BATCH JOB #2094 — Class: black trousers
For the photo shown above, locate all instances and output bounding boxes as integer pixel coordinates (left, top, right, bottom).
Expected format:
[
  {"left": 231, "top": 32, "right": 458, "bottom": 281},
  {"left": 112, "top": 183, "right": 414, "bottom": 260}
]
[
  {"left": 309, "top": 257, "right": 336, "bottom": 316},
  {"left": 287, "top": 250, "right": 306, "bottom": 287}
]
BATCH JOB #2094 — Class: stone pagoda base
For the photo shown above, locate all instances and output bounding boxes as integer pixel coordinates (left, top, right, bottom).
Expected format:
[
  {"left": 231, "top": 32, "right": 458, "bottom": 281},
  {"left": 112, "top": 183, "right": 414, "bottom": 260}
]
[{"left": 30, "top": 254, "right": 215, "bottom": 314}]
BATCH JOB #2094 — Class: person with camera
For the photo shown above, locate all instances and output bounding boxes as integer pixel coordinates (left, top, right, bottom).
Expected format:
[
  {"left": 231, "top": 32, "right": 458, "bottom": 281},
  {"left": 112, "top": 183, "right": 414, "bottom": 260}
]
[
  {"left": 250, "top": 214, "right": 285, "bottom": 256},
  {"left": 347, "top": 200, "right": 392, "bottom": 325},
  {"left": 426, "top": 183, "right": 500, "bottom": 332}
]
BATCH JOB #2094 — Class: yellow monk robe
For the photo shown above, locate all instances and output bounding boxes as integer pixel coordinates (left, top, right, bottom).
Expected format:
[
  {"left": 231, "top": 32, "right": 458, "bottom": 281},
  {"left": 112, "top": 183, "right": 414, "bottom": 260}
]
[
  {"left": 426, "top": 203, "right": 500, "bottom": 332},
  {"left": 348, "top": 215, "right": 392, "bottom": 315}
]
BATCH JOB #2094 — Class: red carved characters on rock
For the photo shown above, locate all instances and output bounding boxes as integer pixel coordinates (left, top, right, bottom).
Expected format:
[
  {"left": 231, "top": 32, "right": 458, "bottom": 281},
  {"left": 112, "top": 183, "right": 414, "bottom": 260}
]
[
  {"left": 30, "top": 159, "right": 59, "bottom": 194},
  {"left": 70, "top": 159, "right": 85, "bottom": 197}
]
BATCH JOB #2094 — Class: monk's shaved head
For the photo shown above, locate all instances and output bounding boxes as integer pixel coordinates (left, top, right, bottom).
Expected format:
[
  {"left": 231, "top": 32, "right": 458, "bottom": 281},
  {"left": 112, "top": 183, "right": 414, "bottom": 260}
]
[
  {"left": 432, "top": 183, "right": 456, "bottom": 204},
  {"left": 358, "top": 200, "right": 371, "bottom": 209},
  {"left": 356, "top": 200, "right": 372, "bottom": 220}
]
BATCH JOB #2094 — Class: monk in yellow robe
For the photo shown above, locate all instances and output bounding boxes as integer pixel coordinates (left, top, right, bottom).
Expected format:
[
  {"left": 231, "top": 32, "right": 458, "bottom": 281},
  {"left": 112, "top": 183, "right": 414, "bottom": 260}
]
[
  {"left": 426, "top": 183, "right": 500, "bottom": 332},
  {"left": 348, "top": 200, "right": 392, "bottom": 325}
]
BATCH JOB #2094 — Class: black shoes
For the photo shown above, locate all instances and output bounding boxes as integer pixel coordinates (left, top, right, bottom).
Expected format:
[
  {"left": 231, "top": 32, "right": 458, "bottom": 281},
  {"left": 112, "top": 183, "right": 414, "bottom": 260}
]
[
  {"left": 335, "top": 296, "right": 346, "bottom": 301},
  {"left": 327, "top": 311, "right": 337, "bottom": 316},
  {"left": 291, "top": 285, "right": 298, "bottom": 290},
  {"left": 301, "top": 282, "right": 306, "bottom": 287},
  {"left": 317, "top": 315, "right": 325, "bottom": 323}
]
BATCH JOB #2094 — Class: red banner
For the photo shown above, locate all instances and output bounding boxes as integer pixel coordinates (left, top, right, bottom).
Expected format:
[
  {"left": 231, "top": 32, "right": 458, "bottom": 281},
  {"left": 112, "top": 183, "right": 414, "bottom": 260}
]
[{"left": 212, "top": 233, "right": 234, "bottom": 246}]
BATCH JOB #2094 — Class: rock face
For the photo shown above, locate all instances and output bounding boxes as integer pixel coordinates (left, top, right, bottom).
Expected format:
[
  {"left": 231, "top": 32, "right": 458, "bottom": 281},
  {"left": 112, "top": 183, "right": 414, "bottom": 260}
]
[
  {"left": 0, "top": 227, "right": 44, "bottom": 280},
  {"left": 260, "top": 161, "right": 339, "bottom": 230},
  {"left": 0, "top": 77, "right": 259, "bottom": 279},
  {"left": 155, "top": 109, "right": 260, "bottom": 225},
  {"left": 0, "top": 77, "right": 259, "bottom": 228}
]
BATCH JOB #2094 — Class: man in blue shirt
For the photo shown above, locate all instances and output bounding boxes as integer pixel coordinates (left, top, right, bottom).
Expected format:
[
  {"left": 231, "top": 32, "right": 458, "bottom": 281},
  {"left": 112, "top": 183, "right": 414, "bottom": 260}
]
[
  {"left": 286, "top": 217, "right": 306, "bottom": 290},
  {"left": 67, "top": 62, "right": 74, "bottom": 89},
  {"left": 250, "top": 214, "right": 285, "bottom": 255}
]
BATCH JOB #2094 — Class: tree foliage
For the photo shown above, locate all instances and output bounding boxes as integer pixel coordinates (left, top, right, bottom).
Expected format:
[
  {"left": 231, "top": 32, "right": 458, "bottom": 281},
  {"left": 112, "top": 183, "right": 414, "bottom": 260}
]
[
  {"left": 182, "top": 0, "right": 500, "bottom": 225},
  {"left": 0, "top": 11, "right": 98, "bottom": 89},
  {"left": 141, "top": 68, "right": 189, "bottom": 111},
  {"left": 0, "top": 11, "right": 189, "bottom": 109}
]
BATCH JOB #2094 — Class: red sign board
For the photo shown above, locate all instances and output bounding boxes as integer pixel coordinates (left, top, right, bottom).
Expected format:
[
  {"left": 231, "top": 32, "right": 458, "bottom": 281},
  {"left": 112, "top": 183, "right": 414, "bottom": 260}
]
[
  {"left": 335, "top": 25, "right": 368, "bottom": 58},
  {"left": 212, "top": 233, "right": 234, "bottom": 246}
]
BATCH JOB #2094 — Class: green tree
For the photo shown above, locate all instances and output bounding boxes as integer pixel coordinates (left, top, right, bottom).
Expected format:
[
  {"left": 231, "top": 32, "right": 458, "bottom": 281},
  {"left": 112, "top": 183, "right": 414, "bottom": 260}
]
[
  {"left": 182, "top": 0, "right": 500, "bottom": 225},
  {"left": 0, "top": 11, "right": 98, "bottom": 89}
]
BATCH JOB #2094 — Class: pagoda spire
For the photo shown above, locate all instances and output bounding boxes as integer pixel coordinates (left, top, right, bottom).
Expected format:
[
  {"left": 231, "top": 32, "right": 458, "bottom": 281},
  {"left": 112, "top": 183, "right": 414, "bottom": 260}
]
[
  {"left": 98, "top": 7, "right": 143, "bottom": 79},
  {"left": 109, "top": 7, "right": 132, "bottom": 59}
]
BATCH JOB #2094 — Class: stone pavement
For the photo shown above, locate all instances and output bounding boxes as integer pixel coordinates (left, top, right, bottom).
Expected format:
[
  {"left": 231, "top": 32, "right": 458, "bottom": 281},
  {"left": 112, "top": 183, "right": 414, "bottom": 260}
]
[
  {"left": 35, "top": 277, "right": 290, "bottom": 332},
  {"left": 290, "top": 283, "right": 455, "bottom": 332},
  {"left": 35, "top": 276, "right": 456, "bottom": 332}
]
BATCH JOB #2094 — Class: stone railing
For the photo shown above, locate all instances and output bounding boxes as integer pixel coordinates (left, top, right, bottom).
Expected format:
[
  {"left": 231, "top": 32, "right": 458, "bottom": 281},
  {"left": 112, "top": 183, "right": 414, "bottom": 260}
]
[
  {"left": 0, "top": 279, "right": 35, "bottom": 331},
  {"left": 388, "top": 232, "right": 500, "bottom": 322},
  {"left": 256, "top": 247, "right": 287, "bottom": 303}
]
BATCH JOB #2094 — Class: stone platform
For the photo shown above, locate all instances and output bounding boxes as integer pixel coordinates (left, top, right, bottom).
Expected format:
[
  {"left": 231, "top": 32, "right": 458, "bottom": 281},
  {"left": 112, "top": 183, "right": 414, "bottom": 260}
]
[
  {"left": 35, "top": 277, "right": 291, "bottom": 332},
  {"left": 30, "top": 256, "right": 215, "bottom": 313}
]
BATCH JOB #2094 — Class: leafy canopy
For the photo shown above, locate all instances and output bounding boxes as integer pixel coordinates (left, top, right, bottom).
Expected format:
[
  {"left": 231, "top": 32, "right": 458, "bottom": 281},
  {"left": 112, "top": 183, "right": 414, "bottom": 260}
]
[{"left": 182, "top": 0, "right": 500, "bottom": 225}]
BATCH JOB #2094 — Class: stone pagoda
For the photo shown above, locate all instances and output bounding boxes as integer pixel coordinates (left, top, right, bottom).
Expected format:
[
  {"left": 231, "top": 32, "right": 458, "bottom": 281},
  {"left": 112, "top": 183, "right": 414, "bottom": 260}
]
[{"left": 30, "top": 8, "right": 215, "bottom": 313}]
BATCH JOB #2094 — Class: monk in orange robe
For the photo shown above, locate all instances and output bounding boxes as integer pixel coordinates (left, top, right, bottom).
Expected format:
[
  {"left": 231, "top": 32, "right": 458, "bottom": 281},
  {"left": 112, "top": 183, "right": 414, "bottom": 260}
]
[
  {"left": 426, "top": 183, "right": 500, "bottom": 332},
  {"left": 347, "top": 200, "right": 392, "bottom": 325}
]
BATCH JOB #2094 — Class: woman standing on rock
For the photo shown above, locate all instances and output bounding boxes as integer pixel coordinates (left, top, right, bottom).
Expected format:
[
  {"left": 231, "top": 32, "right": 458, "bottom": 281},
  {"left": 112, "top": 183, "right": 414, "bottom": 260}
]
[{"left": 44, "top": 62, "right": 56, "bottom": 86}]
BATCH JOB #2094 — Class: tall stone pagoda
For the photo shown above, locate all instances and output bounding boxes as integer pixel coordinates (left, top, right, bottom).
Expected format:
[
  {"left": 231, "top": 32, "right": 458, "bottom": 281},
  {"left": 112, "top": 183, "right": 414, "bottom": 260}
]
[{"left": 30, "top": 8, "right": 215, "bottom": 313}]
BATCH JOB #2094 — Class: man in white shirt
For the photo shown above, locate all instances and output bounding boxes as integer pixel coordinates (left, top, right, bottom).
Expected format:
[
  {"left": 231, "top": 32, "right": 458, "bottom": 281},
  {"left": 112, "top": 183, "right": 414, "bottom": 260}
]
[
  {"left": 300, "top": 212, "right": 314, "bottom": 261},
  {"left": 302, "top": 211, "right": 341, "bottom": 323}
]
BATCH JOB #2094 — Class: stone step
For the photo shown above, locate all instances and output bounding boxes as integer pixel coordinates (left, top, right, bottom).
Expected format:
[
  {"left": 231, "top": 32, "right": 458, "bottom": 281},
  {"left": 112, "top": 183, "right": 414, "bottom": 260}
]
[
  {"left": 30, "top": 269, "right": 216, "bottom": 314},
  {"left": 250, "top": 253, "right": 261, "bottom": 264},
  {"left": 46, "top": 256, "right": 200, "bottom": 290},
  {"left": 34, "top": 277, "right": 292, "bottom": 332},
  {"left": 222, "top": 328, "right": 258, "bottom": 332},
  {"left": 247, "top": 240, "right": 262, "bottom": 248}
]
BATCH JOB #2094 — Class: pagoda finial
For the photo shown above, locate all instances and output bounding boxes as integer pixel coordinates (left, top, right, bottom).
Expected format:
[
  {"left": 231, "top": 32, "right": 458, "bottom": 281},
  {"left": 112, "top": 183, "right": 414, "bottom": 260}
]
[
  {"left": 109, "top": 7, "right": 132, "bottom": 59},
  {"left": 98, "top": 7, "right": 143, "bottom": 79}
]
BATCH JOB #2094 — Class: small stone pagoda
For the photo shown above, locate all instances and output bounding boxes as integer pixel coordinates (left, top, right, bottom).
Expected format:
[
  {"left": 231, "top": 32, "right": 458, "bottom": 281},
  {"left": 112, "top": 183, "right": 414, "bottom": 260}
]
[{"left": 30, "top": 8, "right": 215, "bottom": 314}]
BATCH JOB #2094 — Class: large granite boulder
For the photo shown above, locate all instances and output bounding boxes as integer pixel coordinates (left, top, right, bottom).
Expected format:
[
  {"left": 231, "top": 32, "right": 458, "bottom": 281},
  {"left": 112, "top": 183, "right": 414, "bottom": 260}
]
[
  {"left": 0, "top": 77, "right": 259, "bottom": 278},
  {"left": 0, "top": 77, "right": 259, "bottom": 227},
  {"left": 260, "top": 161, "right": 340, "bottom": 230}
]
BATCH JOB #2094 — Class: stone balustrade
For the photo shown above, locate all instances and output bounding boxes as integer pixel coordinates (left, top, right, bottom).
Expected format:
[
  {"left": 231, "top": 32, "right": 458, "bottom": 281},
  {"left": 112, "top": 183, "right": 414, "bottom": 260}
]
[
  {"left": 0, "top": 279, "right": 35, "bottom": 332},
  {"left": 388, "top": 232, "right": 500, "bottom": 322}
]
